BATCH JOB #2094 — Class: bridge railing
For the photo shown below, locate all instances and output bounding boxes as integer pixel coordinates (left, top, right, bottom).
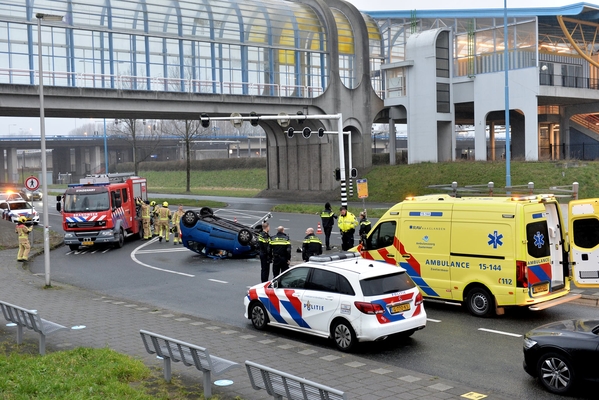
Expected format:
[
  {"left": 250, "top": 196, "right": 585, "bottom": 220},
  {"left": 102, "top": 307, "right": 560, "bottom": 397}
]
[{"left": 0, "top": 68, "right": 324, "bottom": 98}]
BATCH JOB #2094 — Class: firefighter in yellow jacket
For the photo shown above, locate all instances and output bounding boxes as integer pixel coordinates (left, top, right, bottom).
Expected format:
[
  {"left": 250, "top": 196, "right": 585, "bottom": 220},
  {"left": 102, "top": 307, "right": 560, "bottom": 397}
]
[
  {"left": 156, "top": 202, "right": 172, "bottom": 242},
  {"left": 171, "top": 205, "right": 185, "bottom": 245},
  {"left": 136, "top": 198, "right": 152, "bottom": 239},
  {"left": 15, "top": 216, "right": 33, "bottom": 262},
  {"left": 337, "top": 206, "right": 358, "bottom": 251}
]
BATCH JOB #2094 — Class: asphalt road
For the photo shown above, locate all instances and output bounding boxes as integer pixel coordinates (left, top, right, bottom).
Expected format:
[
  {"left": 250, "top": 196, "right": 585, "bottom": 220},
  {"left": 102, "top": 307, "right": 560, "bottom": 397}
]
[{"left": 33, "top": 201, "right": 598, "bottom": 399}]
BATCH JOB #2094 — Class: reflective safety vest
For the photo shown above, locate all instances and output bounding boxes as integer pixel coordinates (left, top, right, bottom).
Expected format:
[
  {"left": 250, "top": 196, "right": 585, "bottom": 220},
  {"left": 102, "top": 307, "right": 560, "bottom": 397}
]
[
  {"left": 338, "top": 212, "right": 358, "bottom": 233},
  {"left": 15, "top": 224, "right": 31, "bottom": 239},
  {"left": 140, "top": 204, "right": 150, "bottom": 219},
  {"left": 172, "top": 210, "right": 184, "bottom": 226},
  {"left": 158, "top": 207, "right": 171, "bottom": 221}
]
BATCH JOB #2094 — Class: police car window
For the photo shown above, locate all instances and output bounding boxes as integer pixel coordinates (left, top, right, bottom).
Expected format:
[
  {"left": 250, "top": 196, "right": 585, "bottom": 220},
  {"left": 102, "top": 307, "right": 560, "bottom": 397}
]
[
  {"left": 526, "top": 221, "right": 550, "bottom": 258},
  {"left": 572, "top": 218, "right": 599, "bottom": 249},
  {"left": 306, "top": 268, "right": 338, "bottom": 293},
  {"left": 360, "top": 272, "right": 415, "bottom": 296},
  {"left": 278, "top": 267, "right": 309, "bottom": 289},
  {"left": 338, "top": 275, "right": 355, "bottom": 296},
  {"left": 366, "top": 221, "right": 396, "bottom": 250}
]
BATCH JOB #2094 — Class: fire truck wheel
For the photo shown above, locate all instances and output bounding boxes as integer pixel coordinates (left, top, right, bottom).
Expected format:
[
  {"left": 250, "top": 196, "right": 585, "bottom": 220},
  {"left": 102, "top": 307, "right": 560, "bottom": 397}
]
[
  {"left": 115, "top": 228, "right": 125, "bottom": 248},
  {"left": 136, "top": 221, "right": 143, "bottom": 240}
]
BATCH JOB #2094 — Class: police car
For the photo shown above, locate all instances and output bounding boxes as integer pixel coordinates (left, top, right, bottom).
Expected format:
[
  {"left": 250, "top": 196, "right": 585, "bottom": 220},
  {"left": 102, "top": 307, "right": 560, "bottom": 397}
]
[{"left": 244, "top": 253, "right": 426, "bottom": 352}]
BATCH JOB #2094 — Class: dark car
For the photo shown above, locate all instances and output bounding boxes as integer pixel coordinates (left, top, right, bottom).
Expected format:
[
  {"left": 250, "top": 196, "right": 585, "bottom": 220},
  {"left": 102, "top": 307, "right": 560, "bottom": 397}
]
[
  {"left": 180, "top": 207, "right": 270, "bottom": 258},
  {"left": 20, "top": 189, "right": 42, "bottom": 201},
  {"left": 523, "top": 319, "right": 599, "bottom": 394}
]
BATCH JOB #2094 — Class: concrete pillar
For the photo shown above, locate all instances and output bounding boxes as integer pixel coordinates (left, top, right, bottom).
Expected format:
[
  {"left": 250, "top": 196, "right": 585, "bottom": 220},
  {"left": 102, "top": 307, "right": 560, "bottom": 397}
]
[
  {"left": 389, "top": 121, "right": 396, "bottom": 165},
  {"left": 490, "top": 122, "right": 496, "bottom": 161},
  {"left": 74, "top": 147, "right": 86, "bottom": 178},
  {"left": 560, "top": 107, "right": 570, "bottom": 160},
  {"left": 474, "top": 108, "right": 488, "bottom": 161},
  {"left": 6, "top": 148, "right": 18, "bottom": 183},
  {"left": 89, "top": 146, "right": 102, "bottom": 174},
  {"left": 0, "top": 150, "right": 5, "bottom": 183}
]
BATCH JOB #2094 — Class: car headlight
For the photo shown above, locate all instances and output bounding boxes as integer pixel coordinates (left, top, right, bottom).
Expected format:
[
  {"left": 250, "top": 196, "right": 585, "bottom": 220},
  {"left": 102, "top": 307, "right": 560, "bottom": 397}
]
[
  {"left": 523, "top": 337, "right": 537, "bottom": 350},
  {"left": 99, "top": 230, "right": 113, "bottom": 237},
  {"left": 64, "top": 233, "right": 75, "bottom": 238}
]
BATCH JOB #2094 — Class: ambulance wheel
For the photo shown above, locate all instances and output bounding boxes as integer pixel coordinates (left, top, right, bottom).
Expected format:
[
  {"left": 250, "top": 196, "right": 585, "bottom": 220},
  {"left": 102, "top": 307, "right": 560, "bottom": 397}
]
[
  {"left": 332, "top": 319, "right": 356, "bottom": 352},
  {"left": 69, "top": 244, "right": 79, "bottom": 251},
  {"left": 182, "top": 210, "right": 198, "bottom": 228},
  {"left": 466, "top": 287, "right": 494, "bottom": 317},
  {"left": 238, "top": 229, "right": 252, "bottom": 246},
  {"left": 250, "top": 302, "right": 268, "bottom": 330},
  {"left": 115, "top": 228, "right": 124, "bottom": 249}
]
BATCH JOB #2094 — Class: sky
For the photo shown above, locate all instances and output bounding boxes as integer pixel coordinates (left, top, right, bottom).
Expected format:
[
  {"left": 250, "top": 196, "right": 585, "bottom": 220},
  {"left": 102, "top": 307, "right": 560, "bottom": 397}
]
[{"left": 1, "top": 0, "right": 594, "bottom": 136}]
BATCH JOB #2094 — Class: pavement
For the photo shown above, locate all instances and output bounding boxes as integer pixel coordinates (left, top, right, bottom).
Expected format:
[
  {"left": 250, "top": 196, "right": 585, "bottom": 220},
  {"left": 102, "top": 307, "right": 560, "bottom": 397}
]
[{"left": 1, "top": 244, "right": 598, "bottom": 400}]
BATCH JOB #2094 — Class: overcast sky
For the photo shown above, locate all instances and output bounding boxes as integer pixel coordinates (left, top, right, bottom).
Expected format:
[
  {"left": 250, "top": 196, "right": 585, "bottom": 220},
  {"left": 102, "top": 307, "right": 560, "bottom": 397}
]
[{"left": 2, "top": 0, "right": 594, "bottom": 136}]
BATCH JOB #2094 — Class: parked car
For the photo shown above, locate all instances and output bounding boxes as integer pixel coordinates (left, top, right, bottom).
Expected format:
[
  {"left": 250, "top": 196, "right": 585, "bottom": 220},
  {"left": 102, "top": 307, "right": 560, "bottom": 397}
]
[
  {"left": 244, "top": 253, "right": 427, "bottom": 352},
  {"left": 180, "top": 207, "right": 270, "bottom": 258},
  {"left": 0, "top": 191, "right": 24, "bottom": 202},
  {"left": 0, "top": 200, "right": 39, "bottom": 224},
  {"left": 20, "top": 189, "right": 42, "bottom": 201},
  {"left": 523, "top": 319, "right": 599, "bottom": 394}
]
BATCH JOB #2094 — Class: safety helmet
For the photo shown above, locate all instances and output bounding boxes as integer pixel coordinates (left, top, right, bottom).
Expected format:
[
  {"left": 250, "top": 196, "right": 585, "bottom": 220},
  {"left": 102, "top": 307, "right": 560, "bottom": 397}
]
[
  {"left": 162, "top": 201, "right": 169, "bottom": 207},
  {"left": 18, "top": 216, "right": 27, "bottom": 223},
  {"left": 150, "top": 201, "right": 156, "bottom": 207}
]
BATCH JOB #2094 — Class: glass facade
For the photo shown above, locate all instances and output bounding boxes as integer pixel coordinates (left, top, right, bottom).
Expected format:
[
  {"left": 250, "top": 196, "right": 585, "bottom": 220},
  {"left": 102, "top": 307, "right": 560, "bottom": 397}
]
[{"left": 0, "top": 0, "right": 391, "bottom": 98}]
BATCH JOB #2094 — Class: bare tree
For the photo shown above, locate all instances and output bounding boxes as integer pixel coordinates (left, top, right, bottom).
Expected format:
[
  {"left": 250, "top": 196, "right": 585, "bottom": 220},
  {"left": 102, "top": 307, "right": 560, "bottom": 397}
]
[
  {"left": 109, "top": 119, "right": 163, "bottom": 175},
  {"left": 165, "top": 119, "right": 205, "bottom": 192}
]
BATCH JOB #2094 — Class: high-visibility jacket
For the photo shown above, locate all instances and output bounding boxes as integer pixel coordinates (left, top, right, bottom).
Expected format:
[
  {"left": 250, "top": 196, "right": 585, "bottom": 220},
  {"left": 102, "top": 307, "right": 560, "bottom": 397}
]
[
  {"left": 302, "top": 234, "right": 322, "bottom": 261},
  {"left": 359, "top": 218, "right": 372, "bottom": 236},
  {"left": 172, "top": 210, "right": 184, "bottom": 227},
  {"left": 270, "top": 232, "right": 291, "bottom": 264},
  {"left": 139, "top": 202, "right": 150, "bottom": 220},
  {"left": 338, "top": 212, "right": 358, "bottom": 233},
  {"left": 258, "top": 230, "right": 271, "bottom": 259},
  {"left": 320, "top": 209, "right": 336, "bottom": 229},
  {"left": 158, "top": 206, "right": 171, "bottom": 221},
  {"left": 15, "top": 223, "right": 32, "bottom": 239}
]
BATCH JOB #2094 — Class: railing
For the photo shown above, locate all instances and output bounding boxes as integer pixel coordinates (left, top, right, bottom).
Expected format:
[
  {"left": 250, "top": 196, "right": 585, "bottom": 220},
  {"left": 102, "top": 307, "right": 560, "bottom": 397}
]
[
  {"left": 540, "top": 72, "right": 599, "bottom": 91},
  {"left": 0, "top": 68, "right": 324, "bottom": 98}
]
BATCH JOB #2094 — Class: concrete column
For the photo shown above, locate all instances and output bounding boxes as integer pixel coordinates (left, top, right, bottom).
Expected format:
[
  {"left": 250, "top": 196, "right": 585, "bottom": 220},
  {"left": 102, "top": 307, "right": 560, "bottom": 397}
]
[
  {"left": 6, "top": 148, "right": 18, "bottom": 183},
  {"left": 74, "top": 147, "right": 86, "bottom": 178},
  {"left": 89, "top": 146, "right": 102, "bottom": 174},
  {"left": 473, "top": 107, "right": 488, "bottom": 161},
  {"left": 389, "top": 121, "right": 396, "bottom": 165},
  {"left": 560, "top": 107, "right": 570, "bottom": 160},
  {"left": 0, "top": 150, "right": 5, "bottom": 183},
  {"left": 489, "top": 122, "right": 496, "bottom": 161}
]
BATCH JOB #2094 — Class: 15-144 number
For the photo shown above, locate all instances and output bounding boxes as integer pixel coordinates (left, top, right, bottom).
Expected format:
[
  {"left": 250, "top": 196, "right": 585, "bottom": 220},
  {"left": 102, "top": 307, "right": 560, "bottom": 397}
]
[{"left": 479, "top": 263, "right": 501, "bottom": 271}]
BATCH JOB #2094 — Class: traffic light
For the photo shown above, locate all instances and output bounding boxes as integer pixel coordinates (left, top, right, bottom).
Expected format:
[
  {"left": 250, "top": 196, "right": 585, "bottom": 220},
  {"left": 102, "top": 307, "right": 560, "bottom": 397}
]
[
  {"left": 302, "top": 127, "right": 311, "bottom": 139},
  {"left": 249, "top": 111, "right": 259, "bottom": 126},
  {"left": 286, "top": 127, "right": 294, "bottom": 138},
  {"left": 317, "top": 127, "right": 325, "bottom": 138},
  {"left": 200, "top": 113, "right": 210, "bottom": 128},
  {"left": 334, "top": 168, "right": 341, "bottom": 181},
  {"left": 350, "top": 168, "right": 358, "bottom": 178}
]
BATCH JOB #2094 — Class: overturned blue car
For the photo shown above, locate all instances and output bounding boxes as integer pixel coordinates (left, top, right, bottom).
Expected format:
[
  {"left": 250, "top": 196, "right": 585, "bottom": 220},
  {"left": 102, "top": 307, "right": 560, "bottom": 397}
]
[{"left": 180, "top": 207, "right": 271, "bottom": 258}]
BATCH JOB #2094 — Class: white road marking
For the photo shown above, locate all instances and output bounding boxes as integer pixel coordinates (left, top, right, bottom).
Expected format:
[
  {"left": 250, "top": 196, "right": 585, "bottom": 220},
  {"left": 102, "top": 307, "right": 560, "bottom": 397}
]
[
  {"left": 478, "top": 328, "right": 521, "bottom": 338},
  {"left": 426, "top": 318, "right": 441, "bottom": 323},
  {"left": 130, "top": 238, "right": 195, "bottom": 277},
  {"left": 101, "top": 248, "right": 111, "bottom": 254},
  {"left": 209, "top": 279, "right": 228, "bottom": 284},
  {"left": 135, "top": 248, "right": 189, "bottom": 254}
]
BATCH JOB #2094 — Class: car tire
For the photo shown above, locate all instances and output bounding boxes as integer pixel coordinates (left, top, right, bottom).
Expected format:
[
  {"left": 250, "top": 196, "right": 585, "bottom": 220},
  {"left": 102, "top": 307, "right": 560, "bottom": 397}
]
[
  {"left": 115, "top": 228, "right": 124, "bottom": 249},
  {"left": 466, "top": 286, "right": 494, "bottom": 317},
  {"left": 182, "top": 210, "right": 199, "bottom": 228},
  {"left": 537, "top": 352, "right": 575, "bottom": 394},
  {"left": 250, "top": 302, "right": 268, "bottom": 330},
  {"left": 331, "top": 319, "right": 357, "bottom": 352},
  {"left": 68, "top": 244, "right": 79, "bottom": 251},
  {"left": 238, "top": 228, "right": 252, "bottom": 246},
  {"left": 199, "top": 207, "right": 213, "bottom": 217}
]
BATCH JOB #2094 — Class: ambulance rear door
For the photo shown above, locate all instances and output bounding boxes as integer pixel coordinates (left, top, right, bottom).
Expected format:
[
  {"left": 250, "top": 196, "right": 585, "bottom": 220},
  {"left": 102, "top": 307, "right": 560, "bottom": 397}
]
[{"left": 568, "top": 199, "right": 599, "bottom": 287}]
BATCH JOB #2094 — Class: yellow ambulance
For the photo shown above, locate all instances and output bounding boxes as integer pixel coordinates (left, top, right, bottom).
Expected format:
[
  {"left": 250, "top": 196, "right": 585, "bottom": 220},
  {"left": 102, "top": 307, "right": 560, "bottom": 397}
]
[{"left": 357, "top": 194, "right": 599, "bottom": 317}]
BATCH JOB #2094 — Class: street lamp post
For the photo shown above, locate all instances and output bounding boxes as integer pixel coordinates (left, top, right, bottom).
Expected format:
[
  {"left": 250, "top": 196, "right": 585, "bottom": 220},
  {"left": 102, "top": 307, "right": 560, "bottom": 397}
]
[{"left": 36, "top": 12, "right": 64, "bottom": 287}]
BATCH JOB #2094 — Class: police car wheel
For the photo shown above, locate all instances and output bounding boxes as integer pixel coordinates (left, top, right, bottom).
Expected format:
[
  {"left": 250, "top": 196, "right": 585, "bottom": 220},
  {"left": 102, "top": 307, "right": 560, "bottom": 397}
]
[
  {"left": 332, "top": 319, "right": 356, "bottom": 352},
  {"left": 466, "top": 287, "right": 494, "bottom": 317},
  {"left": 182, "top": 210, "right": 198, "bottom": 228},
  {"left": 250, "top": 302, "right": 268, "bottom": 330},
  {"left": 536, "top": 352, "right": 575, "bottom": 394},
  {"left": 238, "top": 229, "right": 252, "bottom": 246}
]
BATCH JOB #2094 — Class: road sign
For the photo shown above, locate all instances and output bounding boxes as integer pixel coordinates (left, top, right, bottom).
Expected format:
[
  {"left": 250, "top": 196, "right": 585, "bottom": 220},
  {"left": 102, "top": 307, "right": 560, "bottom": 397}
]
[
  {"left": 357, "top": 178, "right": 368, "bottom": 199},
  {"left": 25, "top": 176, "right": 40, "bottom": 191}
]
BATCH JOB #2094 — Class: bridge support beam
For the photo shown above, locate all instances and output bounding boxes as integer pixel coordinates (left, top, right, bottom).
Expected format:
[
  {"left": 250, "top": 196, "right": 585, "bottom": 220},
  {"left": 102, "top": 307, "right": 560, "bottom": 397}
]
[
  {"left": 6, "top": 148, "right": 18, "bottom": 184},
  {"left": 74, "top": 147, "right": 87, "bottom": 179},
  {"left": 89, "top": 146, "right": 102, "bottom": 174},
  {"left": 0, "top": 150, "right": 5, "bottom": 183}
]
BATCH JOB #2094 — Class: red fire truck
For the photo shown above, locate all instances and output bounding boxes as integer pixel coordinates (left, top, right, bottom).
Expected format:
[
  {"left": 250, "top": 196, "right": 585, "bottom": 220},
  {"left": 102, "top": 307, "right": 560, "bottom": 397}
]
[{"left": 57, "top": 173, "right": 148, "bottom": 250}]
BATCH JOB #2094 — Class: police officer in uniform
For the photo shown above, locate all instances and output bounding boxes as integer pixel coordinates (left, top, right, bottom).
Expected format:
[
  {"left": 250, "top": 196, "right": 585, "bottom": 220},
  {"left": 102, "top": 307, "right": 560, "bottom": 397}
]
[
  {"left": 270, "top": 226, "right": 291, "bottom": 277},
  {"left": 358, "top": 211, "right": 372, "bottom": 244},
  {"left": 338, "top": 206, "right": 358, "bottom": 251},
  {"left": 15, "top": 216, "right": 33, "bottom": 262},
  {"left": 302, "top": 227, "right": 323, "bottom": 261},
  {"left": 320, "top": 202, "right": 337, "bottom": 250},
  {"left": 257, "top": 222, "right": 272, "bottom": 282}
]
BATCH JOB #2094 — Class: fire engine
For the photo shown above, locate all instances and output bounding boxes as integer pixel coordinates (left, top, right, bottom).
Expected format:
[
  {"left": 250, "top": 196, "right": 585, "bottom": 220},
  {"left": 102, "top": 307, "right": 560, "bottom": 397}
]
[{"left": 57, "top": 173, "right": 148, "bottom": 250}]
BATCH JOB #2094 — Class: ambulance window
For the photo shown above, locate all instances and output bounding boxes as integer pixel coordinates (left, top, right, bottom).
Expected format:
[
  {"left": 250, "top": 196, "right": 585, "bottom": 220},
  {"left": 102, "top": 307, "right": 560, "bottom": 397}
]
[
  {"left": 572, "top": 218, "right": 599, "bottom": 249},
  {"left": 366, "top": 221, "right": 397, "bottom": 250},
  {"left": 526, "top": 222, "right": 550, "bottom": 258}
]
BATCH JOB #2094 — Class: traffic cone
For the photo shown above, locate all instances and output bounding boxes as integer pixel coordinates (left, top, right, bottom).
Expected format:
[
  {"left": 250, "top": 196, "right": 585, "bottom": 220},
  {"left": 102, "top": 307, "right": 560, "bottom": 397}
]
[{"left": 317, "top": 222, "right": 322, "bottom": 234}]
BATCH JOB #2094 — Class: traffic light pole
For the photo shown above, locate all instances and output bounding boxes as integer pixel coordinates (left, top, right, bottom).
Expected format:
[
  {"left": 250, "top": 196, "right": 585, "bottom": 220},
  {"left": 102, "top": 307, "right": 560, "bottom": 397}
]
[{"left": 199, "top": 112, "right": 352, "bottom": 207}]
